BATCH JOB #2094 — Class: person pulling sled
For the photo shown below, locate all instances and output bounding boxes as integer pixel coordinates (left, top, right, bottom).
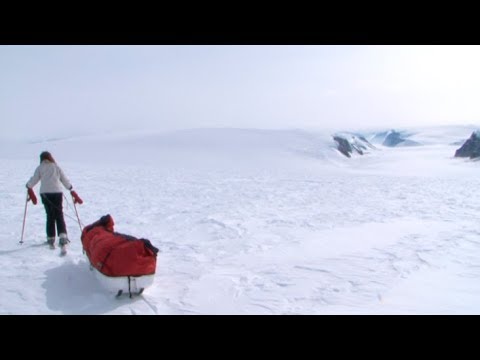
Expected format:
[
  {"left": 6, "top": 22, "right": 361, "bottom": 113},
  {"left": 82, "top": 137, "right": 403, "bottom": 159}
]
[{"left": 25, "top": 151, "right": 83, "bottom": 255}]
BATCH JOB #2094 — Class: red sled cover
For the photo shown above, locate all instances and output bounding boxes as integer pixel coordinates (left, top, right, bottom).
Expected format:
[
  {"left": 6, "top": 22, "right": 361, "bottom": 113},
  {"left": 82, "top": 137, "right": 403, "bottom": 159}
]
[{"left": 81, "top": 215, "right": 158, "bottom": 277}]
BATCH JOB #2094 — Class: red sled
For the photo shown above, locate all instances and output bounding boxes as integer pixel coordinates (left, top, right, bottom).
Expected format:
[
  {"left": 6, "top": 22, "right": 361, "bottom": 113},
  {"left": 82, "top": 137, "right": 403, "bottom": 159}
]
[{"left": 81, "top": 214, "right": 159, "bottom": 297}]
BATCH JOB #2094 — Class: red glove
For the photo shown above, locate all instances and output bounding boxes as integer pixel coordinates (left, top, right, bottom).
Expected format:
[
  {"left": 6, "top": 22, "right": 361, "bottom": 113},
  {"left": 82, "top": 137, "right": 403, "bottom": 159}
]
[
  {"left": 71, "top": 190, "right": 83, "bottom": 204},
  {"left": 27, "top": 187, "right": 37, "bottom": 205}
]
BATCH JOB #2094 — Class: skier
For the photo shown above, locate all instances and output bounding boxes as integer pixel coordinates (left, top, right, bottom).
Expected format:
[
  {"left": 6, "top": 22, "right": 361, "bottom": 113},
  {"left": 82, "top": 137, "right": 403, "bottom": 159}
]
[{"left": 26, "top": 151, "right": 82, "bottom": 254}]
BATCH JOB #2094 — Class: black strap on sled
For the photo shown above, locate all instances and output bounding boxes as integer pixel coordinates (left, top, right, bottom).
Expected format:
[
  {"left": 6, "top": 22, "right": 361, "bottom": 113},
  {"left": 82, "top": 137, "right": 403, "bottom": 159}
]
[
  {"left": 128, "top": 276, "right": 132, "bottom": 298},
  {"left": 99, "top": 249, "right": 115, "bottom": 272}
]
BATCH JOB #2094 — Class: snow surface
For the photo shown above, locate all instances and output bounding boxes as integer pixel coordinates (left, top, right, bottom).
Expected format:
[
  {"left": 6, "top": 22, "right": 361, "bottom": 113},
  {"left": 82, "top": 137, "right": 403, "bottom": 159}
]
[{"left": 1, "top": 126, "right": 480, "bottom": 314}]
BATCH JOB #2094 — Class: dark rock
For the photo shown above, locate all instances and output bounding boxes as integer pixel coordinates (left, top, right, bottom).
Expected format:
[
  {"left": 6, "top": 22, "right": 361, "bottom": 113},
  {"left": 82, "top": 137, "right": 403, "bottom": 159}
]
[
  {"left": 333, "top": 134, "right": 375, "bottom": 158},
  {"left": 455, "top": 131, "right": 480, "bottom": 158},
  {"left": 333, "top": 136, "right": 352, "bottom": 157}
]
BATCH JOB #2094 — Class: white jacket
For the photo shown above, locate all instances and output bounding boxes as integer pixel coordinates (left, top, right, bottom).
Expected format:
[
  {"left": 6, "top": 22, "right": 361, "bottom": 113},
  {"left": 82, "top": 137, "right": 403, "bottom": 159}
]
[{"left": 27, "top": 160, "right": 73, "bottom": 194}]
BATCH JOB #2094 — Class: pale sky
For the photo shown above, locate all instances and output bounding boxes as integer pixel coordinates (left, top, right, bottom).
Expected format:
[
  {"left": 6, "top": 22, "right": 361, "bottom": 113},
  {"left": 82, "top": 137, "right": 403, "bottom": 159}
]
[{"left": 2, "top": 45, "right": 480, "bottom": 140}]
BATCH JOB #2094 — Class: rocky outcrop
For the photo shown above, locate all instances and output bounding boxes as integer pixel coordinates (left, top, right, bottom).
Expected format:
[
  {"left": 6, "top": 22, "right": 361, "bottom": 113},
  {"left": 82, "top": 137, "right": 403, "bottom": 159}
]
[
  {"left": 383, "top": 130, "right": 406, "bottom": 147},
  {"left": 333, "top": 136, "right": 354, "bottom": 157},
  {"left": 333, "top": 133, "right": 375, "bottom": 158},
  {"left": 369, "top": 129, "right": 419, "bottom": 147},
  {"left": 455, "top": 131, "right": 480, "bottom": 158}
]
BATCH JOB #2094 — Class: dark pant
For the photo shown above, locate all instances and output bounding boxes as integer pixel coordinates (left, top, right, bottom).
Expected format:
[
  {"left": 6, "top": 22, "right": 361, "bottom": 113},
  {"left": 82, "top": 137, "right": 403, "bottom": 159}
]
[{"left": 41, "top": 193, "right": 67, "bottom": 238}]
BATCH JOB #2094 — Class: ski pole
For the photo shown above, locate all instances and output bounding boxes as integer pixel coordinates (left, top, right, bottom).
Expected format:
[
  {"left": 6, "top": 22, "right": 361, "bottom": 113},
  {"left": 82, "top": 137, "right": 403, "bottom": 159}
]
[
  {"left": 71, "top": 194, "right": 83, "bottom": 232},
  {"left": 20, "top": 192, "right": 29, "bottom": 244}
]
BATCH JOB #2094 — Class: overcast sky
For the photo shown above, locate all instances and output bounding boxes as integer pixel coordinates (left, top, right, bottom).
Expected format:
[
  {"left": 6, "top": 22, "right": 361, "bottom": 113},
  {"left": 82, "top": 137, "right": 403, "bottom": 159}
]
[{"left": 2, "top": 45, "right": 480, "bottom": 141}]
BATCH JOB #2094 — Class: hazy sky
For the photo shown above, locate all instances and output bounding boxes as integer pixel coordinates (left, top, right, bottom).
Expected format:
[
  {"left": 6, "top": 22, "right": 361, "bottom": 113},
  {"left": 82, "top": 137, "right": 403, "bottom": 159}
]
[{"left": 2, "top": 45, "right": 480, "bottom": 140}]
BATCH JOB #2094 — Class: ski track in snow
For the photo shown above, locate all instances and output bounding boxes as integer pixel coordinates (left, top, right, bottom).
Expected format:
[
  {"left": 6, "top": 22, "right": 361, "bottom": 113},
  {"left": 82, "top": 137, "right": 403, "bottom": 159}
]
[{"left": 1, "top": 129, "right": 480, "bottom": 314}]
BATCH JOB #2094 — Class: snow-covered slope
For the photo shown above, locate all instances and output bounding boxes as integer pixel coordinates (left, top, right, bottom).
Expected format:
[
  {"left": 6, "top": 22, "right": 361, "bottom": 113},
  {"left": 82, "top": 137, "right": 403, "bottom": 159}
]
[
  {"left": 1, "top": 125, "right": 480, "bottom": 314},
  {"left": 365, "top": 125, "right": 479, "bottom": 147}
]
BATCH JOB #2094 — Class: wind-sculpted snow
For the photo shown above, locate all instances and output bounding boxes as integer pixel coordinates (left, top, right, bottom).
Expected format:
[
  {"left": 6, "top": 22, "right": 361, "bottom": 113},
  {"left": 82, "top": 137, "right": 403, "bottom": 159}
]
[{"left": 1, "top": 126, "right": 480, "bottom": 314}]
